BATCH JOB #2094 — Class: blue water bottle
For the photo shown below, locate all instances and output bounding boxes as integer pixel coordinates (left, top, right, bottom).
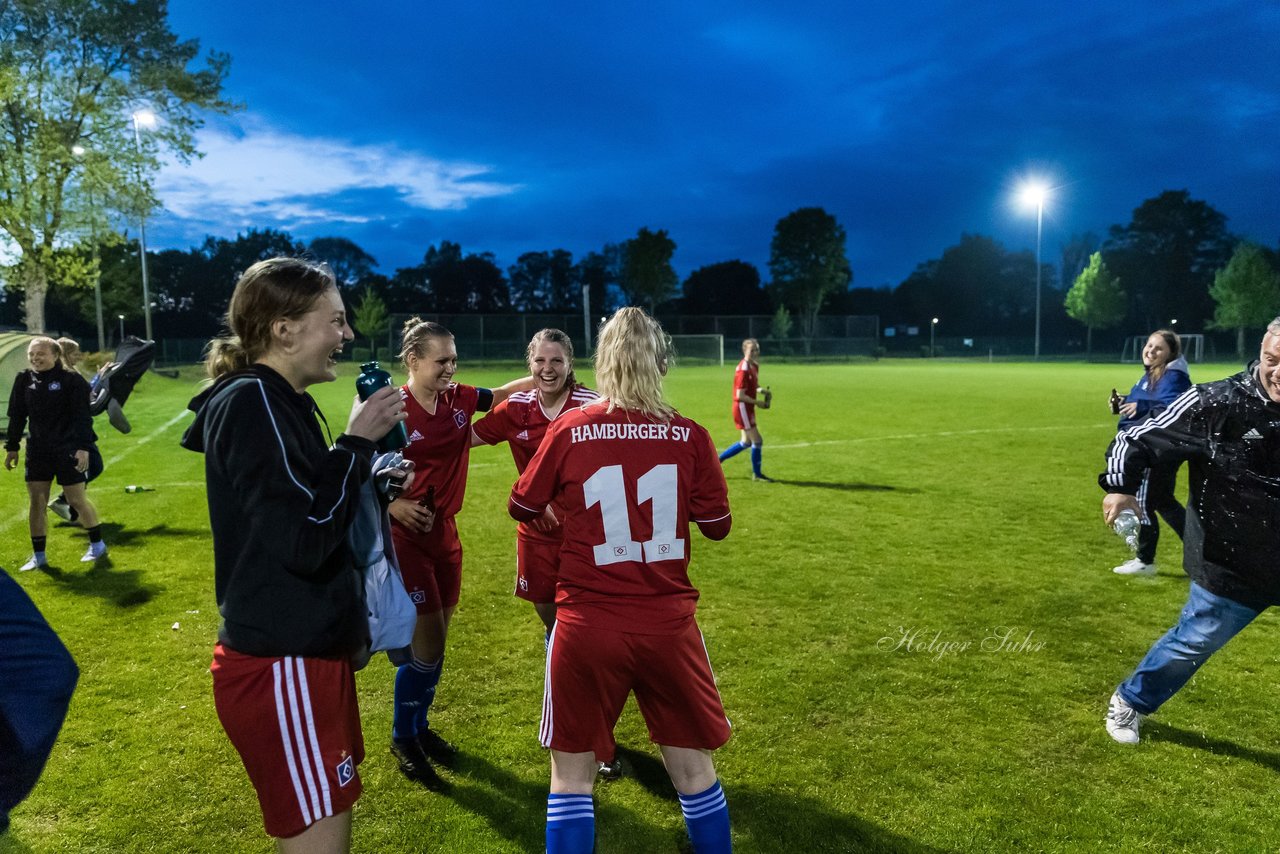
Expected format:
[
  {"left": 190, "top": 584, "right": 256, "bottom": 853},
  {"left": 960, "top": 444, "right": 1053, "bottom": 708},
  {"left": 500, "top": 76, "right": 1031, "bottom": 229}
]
[{"left": 355, "top": 362, "right": 409, "bottom": 452}]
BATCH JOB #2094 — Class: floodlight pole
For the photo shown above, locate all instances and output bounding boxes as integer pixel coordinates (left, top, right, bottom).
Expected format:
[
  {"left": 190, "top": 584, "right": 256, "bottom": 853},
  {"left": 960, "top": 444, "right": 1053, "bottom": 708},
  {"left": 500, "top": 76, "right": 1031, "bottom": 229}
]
[
  {"left": 132, "top": 112, "right": 154, "bottom": 342},
  {"left": 1034, "top": 198, "right": 1043, "bottom": 361},
  {"left": 582, "top": 283, "right": 592, "bottom": 351}
]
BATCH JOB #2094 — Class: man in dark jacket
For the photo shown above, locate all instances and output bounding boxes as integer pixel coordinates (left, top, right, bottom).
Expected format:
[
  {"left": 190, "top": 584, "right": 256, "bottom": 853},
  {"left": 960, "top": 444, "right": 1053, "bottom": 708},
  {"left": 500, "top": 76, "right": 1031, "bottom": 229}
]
[{"left": 1100, "top": 318, "right": 1280, "bottom": 744}]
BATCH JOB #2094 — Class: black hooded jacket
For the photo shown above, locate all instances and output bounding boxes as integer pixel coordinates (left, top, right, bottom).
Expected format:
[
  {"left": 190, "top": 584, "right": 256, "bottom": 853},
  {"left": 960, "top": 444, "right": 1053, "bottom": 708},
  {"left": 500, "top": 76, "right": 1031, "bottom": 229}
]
[
  {"left": 6, "top": 365, "right": 95, "bottom": 455},
  {"left": 181, "top": 364, "right": 376, "bottom": 658},
  {"left": 1102, "top": 362, "right": 1280, "bottom": 610}
]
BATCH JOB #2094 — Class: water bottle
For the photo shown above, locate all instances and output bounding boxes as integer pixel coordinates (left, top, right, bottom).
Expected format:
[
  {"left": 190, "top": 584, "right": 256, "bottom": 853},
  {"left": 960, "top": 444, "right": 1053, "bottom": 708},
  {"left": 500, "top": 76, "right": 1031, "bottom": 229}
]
[
  {"left": 1112, "top": 508, "right": 1141, "bottom": 552},
  {"left": 124, "top": 485, "right": 151, "bottom": 493},
  {"left": 355, "top": 362, "right": 409, "bottom": 452}
]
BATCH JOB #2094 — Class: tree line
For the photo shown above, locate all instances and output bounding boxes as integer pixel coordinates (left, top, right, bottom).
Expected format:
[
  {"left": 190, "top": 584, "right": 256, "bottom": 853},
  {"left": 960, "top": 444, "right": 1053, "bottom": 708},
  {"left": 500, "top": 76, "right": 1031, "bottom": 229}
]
[{"left": 2, "top": 0, "right": 1276, "bottom": 356}]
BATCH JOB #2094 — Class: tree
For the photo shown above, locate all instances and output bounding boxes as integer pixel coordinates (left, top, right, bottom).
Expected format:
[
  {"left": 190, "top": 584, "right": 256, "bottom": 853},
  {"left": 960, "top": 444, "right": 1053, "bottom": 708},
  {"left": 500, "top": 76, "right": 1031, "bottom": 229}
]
[
  {"left": 892, "top": 234, "right": 1034, "bottom": 336},
  {"left": 1064, "top": 252, "right": 1126, "bottom": 357},
  {"left": 509, "top": 249, "right": 577, "bottom": 312},
  {"left": 768, "top": 207, "right": 851, "bottom": 337},
  {"left": 309, "top": 237, "right": 377, "bottom": 294},
  {"left": 0, "top": 0, "right": 233, "bottom": 331},
  {"left": 1103, "top": 191, "right": 1235, "bottom": 331},
  {"left": 1209, "top": 242, "right": 1280, "bottom": 360},
  {"left": 619, "top": 228, "right": 677, "bottom": 312},
  {"left": 353, "top": 286, "right": 389, "bottom": 358},
  {"left": 575, "top": 247, "right": 620, "bottom": 320},
  {"left": 682, "top": 260, "right": 768, "bottom": 314},
  {"left": 1060, "top": 232, "right": 1100, "bottom": 290}
]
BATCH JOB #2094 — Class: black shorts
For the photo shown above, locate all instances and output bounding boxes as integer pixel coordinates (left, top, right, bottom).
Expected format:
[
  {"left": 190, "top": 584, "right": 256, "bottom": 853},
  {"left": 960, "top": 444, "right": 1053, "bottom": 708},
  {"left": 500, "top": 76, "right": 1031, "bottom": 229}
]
[{"left": 25, "top": 448, "right": 90, "bottom": 486}]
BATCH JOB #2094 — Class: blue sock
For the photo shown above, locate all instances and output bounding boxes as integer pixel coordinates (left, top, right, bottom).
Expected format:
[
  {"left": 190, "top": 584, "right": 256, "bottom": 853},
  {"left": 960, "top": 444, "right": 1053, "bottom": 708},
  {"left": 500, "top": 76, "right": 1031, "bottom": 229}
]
[
  {"left": 414, "top": 656, "right": 443, "bottom": 733},
  {"left": 750, "top": 444, "right": 762, "bottom": 476},
  {"left": 546, "top": 793, "right": 595, "bottom": 854},
  {"left": 679, "top": 780, "right": 731, "bottom": 853},
  {"left": 718, "top": 442, "right": 746, "bottom": 462},
  {"left": 392, "top": 657, "right": 441, "bottom": 739}
]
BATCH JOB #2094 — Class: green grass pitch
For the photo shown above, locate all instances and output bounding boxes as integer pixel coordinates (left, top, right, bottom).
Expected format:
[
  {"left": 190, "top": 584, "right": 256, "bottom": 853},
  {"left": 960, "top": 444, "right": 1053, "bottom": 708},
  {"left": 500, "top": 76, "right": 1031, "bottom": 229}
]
[{"left": 2, "top": 356, "right": 1273, "bottom": 853}]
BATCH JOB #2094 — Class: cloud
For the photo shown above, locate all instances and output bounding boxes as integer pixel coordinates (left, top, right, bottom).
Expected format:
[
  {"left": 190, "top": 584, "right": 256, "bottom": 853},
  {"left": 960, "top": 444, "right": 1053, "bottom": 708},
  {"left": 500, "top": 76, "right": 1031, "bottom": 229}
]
[{"left": 154, "top": 117, "right": 522, "bottom": 226}]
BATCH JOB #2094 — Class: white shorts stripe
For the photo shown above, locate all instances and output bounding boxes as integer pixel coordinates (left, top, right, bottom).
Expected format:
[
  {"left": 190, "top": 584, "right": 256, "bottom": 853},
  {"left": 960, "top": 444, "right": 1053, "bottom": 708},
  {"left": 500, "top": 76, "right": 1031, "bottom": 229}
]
[
  {"left": 272, "top": 660, "right": 313, "bottom": 827},
  {"left": 282, "top": 658, "right": 323, "bottom": 820},
  {"left": 293, "top": 658, "right": 335, "bottom": 819},
  {"left": 737, "top": 401, "right": 753, "bottom": 428},
  {"left": 699, "top": 631, "right": 732, "bottom": 731},
  {"left": 540, "top": 626, "right": 556, "bottom": 747}
]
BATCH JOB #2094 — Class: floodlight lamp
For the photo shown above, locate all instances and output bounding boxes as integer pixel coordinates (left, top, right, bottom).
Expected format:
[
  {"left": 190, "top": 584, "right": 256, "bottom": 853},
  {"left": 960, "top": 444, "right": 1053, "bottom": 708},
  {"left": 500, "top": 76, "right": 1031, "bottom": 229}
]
[
  {"left": 932, "top": 317, "right": 939, "bottom": 324},
  {"left": 72, "top": 145, "right": 86, "bottom": 157},
  {"left": 132, "top": 109, "right": 158, "bottom": 129},
  {"left": 1018, "top": 181, "right": 1049, "bottom": 210}
]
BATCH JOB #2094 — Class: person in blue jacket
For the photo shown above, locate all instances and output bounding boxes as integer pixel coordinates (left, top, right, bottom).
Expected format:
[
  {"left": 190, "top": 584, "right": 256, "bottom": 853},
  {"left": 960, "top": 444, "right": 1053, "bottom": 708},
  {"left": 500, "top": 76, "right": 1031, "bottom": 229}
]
[{"left": 1107, "top": 329, "right": 1192, "bottom": 575}]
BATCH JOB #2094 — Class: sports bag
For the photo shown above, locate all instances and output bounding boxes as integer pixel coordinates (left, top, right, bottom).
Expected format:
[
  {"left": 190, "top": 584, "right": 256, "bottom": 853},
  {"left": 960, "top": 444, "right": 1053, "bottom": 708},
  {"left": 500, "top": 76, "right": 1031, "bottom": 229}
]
[{"left": 347, "top": 451, "right": 416, "bottom": 669}]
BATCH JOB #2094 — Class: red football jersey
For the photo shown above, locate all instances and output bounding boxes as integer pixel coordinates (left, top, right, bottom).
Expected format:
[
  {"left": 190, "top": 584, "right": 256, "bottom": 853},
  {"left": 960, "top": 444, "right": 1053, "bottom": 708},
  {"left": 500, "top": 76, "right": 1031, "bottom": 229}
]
[
  {"left": 509, "top": 401, "right": 731, "bottom": 634},
  {"left": 732, "top": 359, "right": 758, "bottom": 412},
  {"left": 398, "top": 382, "right": 480, "bottom": 519},
  {"left": 473, "top": 385, "right": 599, "bottom": 542}
]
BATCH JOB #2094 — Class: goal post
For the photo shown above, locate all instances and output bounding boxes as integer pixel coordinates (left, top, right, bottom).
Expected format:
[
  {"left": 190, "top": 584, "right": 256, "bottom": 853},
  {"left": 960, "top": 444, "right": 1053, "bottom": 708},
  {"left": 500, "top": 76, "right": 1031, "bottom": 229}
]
[{"left": 669, "top": 334, "right": 724, "bottom": 366}]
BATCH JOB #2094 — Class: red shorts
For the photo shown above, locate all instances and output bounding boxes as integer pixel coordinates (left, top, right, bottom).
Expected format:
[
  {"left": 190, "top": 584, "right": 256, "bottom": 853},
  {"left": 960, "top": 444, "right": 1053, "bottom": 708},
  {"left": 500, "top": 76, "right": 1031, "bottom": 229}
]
[
  {"left": 540, "top": 619, "right": 731, "bottom": 756},
  {"left": 391, "top": 515, "right": 463, "bottom": 614},
  {"left": 515, "top": 534, "right": 560, "bottom": 604},
  {"left": 732, "top": 401, "right": 755, "bottom": 431},
  {"left": 210, "top": 644, "right": 364, "bottom": 839}
]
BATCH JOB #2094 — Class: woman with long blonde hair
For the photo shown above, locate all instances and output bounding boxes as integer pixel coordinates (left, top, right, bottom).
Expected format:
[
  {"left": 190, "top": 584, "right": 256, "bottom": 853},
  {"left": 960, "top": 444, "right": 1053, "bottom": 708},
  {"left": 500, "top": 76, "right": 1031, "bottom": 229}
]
[{"left": 510, "top": 307, "right": 735, "bottom": 853}]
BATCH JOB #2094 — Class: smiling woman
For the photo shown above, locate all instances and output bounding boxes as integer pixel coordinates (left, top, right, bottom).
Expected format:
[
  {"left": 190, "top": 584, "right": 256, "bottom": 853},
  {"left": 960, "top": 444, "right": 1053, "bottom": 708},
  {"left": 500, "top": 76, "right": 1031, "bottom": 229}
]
[{"left": 180, "top": 256, "right": 407, "bottom": 853}]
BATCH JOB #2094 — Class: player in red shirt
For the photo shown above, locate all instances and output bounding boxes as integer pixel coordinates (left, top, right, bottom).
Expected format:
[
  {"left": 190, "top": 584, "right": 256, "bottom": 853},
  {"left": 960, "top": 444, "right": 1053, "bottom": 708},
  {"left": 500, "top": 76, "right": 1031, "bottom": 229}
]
[
  {"left": 385, "top": 317, "right": 533, "bottom": 790},
  {"left": 717, "top": 338, "right": 773, "bottom": 481},
  {"left": 473, "top": 329, "right": 599, "bottom": 633},
  {"left": 472, "top": 328, "right": 626, "bottom": 781},
  {"left": 509, "top": 307, "right": 734, "bottom": 854}
]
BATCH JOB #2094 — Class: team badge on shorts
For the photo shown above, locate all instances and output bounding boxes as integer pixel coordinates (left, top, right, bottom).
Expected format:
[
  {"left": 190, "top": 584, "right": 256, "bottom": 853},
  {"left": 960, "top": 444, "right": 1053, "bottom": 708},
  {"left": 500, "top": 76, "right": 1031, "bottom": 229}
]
[
  {"left": 453, "top": 409, "right": 467, "bottom": 428},
  {"left": 410, "top": 589, "right": 426, "bottom": 604},
  {"left": 336, "top": 754, "right": 355, "bottom": 787}
]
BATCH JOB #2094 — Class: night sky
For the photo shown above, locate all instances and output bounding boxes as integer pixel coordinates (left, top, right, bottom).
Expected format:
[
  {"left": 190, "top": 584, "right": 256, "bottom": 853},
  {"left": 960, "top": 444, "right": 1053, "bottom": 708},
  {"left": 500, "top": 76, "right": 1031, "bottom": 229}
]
[{"left": 156, "top": 1, "right": 1280, "bottom": 289}]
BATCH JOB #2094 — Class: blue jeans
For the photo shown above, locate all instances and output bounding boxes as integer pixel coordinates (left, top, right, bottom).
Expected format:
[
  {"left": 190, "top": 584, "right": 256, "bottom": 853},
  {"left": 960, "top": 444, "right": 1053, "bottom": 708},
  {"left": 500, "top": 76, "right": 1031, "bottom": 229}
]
[
  {"left": 1117, "top": 582, "right": 1261, "bottom": 715},
  {"left": 0, "top": 569, "right": 79, "bottom": 828}
]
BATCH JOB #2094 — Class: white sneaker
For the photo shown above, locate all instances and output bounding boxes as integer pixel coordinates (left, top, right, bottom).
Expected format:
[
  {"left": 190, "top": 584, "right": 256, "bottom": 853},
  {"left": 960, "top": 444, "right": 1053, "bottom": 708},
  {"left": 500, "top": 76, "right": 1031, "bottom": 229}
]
[
  {"left": 1105, "top": 691, "right": 1145, "bottom": 744},
  {"left": 81, "top": 544, "right": 107, "bottom": 562},
  {"left": 19, "top": 554, "right": 47, "bottom": 572},
  {"left": 1113, "top": 558, "right": 1156, "bottom": 576}
]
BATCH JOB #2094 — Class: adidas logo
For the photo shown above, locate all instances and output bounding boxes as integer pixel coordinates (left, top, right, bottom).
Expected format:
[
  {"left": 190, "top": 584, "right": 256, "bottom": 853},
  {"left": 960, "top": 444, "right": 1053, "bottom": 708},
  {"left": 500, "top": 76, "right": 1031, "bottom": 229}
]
[
  {"left": 1243, "top": 428, "right": 1263, "bottom": 440},
  {"left": 516, "top": 430, "right": 530, "bottom": 441},
  {"left": 409, "top": 430, "right": 425, "bottom": 443}
]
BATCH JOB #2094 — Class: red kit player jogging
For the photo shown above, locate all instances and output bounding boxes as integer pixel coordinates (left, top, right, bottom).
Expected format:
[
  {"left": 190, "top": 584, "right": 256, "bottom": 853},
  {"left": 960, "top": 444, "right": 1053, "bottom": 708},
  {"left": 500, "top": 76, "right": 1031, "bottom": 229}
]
[
  {"left": 717, "top": 338, "right": 772, "bottom": 481},
  {"left": 509, "top": 307, "right": 735, "bottom": 854}
]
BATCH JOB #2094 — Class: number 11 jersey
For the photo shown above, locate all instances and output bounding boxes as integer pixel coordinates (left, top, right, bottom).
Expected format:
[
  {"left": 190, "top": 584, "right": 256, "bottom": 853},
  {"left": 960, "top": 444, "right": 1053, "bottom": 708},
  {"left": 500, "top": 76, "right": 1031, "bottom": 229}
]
[{"left": 509, "top": 401, "right": 731, "bottom": 635}]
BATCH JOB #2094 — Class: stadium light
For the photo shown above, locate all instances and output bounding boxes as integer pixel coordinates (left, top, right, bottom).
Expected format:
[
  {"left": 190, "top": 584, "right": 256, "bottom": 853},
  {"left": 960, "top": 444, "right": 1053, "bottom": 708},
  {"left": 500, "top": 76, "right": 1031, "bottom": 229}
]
[
  {"left": 931, "top": 317, "right": 939, "bottom": 358},
  {"left": 131, "top": 109, "right": 157, "bottom": 341},
  {"left": 1016, "top": 180, "right": 1051, "bottom": 360}
]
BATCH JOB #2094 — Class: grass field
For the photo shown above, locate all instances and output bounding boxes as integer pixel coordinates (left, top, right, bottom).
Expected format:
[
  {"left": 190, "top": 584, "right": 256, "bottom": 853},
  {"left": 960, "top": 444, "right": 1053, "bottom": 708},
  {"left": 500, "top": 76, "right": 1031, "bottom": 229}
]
[{"left": 2, "top": 356, "right": 1272, "bottom": 853}]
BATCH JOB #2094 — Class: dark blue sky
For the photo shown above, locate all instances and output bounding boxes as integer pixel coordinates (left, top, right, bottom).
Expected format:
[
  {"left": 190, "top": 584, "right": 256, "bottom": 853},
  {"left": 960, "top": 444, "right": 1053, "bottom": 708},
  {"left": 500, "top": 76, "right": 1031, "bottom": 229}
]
[{"left": 157, "top": 1, "right": 1279, "bottom": 289}]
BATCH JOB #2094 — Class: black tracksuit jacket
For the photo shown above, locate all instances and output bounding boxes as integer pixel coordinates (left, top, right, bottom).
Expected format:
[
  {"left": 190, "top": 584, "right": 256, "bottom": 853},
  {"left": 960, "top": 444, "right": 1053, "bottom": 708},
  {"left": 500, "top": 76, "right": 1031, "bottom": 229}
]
[
  {"left": 181, "top": 364, "right": 376, "bottom": 658},
  {"left": 1101, "top": 362, "right": 1280, "bottom": 610},
  {"left": 6, "top": 366, "right": 94, "bottom": 455}
]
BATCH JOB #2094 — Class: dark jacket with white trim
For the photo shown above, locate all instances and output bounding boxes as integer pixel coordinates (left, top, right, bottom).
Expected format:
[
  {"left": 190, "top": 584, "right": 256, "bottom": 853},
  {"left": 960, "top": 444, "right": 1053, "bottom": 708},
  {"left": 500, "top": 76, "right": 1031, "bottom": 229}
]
[
  {"left": 181, "top": 364, "right": 375, "bottom": 657},
  {"left": 1101, "top": 362, "right": 1280, "bottom": 609}
]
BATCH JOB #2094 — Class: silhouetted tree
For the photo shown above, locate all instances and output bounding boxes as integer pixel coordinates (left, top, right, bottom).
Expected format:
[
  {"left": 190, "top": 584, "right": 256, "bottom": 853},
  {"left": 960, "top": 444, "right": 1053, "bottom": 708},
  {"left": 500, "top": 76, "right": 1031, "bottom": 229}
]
[{"left": 768, "top": 207, "right": 851, "bottom": 336}]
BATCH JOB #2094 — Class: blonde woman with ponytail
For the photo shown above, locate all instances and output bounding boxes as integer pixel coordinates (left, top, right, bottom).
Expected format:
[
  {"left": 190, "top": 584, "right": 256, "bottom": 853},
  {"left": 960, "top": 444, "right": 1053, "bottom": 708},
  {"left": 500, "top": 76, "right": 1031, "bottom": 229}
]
[
  {"left": 180, "top": 257, "right": 406, "bottom": 853},
  {"left": 383, "top": 316, "right": 534, "bottom": 791},
  {"left": 509, "top": 307, "right": 735, "bottom": 853}
]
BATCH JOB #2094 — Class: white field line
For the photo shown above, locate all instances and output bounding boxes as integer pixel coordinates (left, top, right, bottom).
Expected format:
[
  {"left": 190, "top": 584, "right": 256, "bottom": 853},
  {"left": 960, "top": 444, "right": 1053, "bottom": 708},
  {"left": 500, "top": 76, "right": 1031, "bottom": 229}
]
[
  {"left": 1, "top": 409, "right": 193, "bottom": 533},
  {"left": 768, "top": 422, "right": 1114, "bottom": 451}
]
